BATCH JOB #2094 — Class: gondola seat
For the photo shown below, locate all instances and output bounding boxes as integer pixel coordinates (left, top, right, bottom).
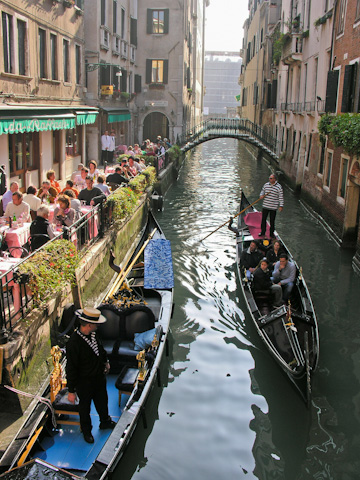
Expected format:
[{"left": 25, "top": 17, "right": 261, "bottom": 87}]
[
  {"left": 115, "top": 366, "right": 139, "bottom": 405},
  {"left": 97, "top": 305, "right": 156, "bottom": 365}
]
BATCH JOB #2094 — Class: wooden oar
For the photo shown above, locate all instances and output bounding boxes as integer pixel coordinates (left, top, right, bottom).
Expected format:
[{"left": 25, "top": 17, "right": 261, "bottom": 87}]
[
  {"left": 104, "top": 228, "right": 157, "bottom": 300},
  {"left": 200, "top": 193, "right": 269, "bottom": 242}
]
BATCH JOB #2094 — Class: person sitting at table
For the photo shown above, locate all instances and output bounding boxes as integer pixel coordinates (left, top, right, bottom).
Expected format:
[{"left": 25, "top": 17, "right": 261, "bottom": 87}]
[
  {"left": 125, "top": 145, "right": 135, "bottom": 156},
  {"left": 63, "top": 189, "right": 82, "bottom": 221},
  {"left": 71, "top": 163, "right": 84, "bottom": 182},
  {"left": 24, "top": 186, "right": 41, "bottom": 219},
  {"left": 2, "top": 182, "right": 19, "bottom": 212},
  {"left": 47, "top": 170, "right": 61, "bottom": 194},
  {"left": 106, "top": 166, "right": 129, "bottom": 186},
  {"left": 96, "top": 175, "right": 111, "bottom": 196},
  {"left": 88, "top": 160, "right": 99, "bottom": 182},
  {"left": 5, "top": 191, "right": 30, "bottom": 222},
  {"left": 128, "top": 156, "right": 141, "bottom": 176},
  {"left": 53, "top": 194, "right": 76, "bottom": 227},
  {"left": 37, "top": 181, "right": 58, "bottom": 204},
  {"left": 30, "top": 204, "right": 56, "bottom": 250},
  {"left": 74, "top": 167, "right": 88, "bottom": 190},
  {"left": 61, "top": 180, "right": 79, "bottom": 198},
  {"left": 133, "top": 144, "right": 142, "bottom": 155},
  {"left": 78, "top": 176, "right": 106, "bottom": 206},
  {"left": 138, "top": 158, "right": 147, "bottom": 171}
]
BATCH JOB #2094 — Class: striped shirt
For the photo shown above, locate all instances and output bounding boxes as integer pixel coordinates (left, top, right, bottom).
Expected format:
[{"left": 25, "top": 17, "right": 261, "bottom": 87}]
[{"left": 260, "top": 181, "right": 284, "bottom": 210}]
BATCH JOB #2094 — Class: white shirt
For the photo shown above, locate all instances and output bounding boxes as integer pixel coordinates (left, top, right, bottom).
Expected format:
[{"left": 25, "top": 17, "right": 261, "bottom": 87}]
[
  {"left": 108, "top": 135, "right": 116, "bottom": 152},
  {"left": 4, "top": 201, "right": 30, "bottom": 222},
  {"left": 23, "top": 194, "right": 41, "bottom": 212},
  {"left": 101, "top": 134, "right": 111, "bottom": 151}
]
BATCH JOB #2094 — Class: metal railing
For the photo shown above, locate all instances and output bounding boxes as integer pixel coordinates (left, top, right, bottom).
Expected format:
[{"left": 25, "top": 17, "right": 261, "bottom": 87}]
[{"left": 0, "top": 199, "right": 117, "bottom": 334}]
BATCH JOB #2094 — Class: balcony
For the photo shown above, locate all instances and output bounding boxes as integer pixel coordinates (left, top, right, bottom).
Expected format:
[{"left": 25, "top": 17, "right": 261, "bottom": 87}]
[
  {"left": 282, "top": 34, "right": 302, "bottom": 65},
  {"left": 100, "top": 26, "right": 110, "bottom": 51}
]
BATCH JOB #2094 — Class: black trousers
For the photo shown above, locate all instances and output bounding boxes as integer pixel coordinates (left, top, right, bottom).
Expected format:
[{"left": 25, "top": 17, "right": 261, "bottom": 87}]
[
  {"left": 261, "top": 208, "right": 277, "bottom": 237},
  {"left": 76, "top": 375, "right": 109, "bottom": 435},
  {"left": 101, "top": 149, "right": 109, "bottom": 164}
]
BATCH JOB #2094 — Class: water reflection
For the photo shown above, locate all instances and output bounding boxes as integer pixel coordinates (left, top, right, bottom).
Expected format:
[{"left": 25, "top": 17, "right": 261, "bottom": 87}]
[{"left": 114, "top": 139, "right": 360, "bottom": 480}]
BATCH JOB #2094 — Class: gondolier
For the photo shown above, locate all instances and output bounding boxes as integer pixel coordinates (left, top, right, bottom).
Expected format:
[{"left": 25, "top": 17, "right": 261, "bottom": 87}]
[{"left": 259, "top": 173, "right": 284, "bottom": 238}]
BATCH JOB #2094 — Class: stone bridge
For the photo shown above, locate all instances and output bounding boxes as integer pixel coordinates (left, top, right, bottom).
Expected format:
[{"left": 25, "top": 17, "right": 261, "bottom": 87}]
[{"left": 177, "top": 118, "right": 279, "bottom": 160}]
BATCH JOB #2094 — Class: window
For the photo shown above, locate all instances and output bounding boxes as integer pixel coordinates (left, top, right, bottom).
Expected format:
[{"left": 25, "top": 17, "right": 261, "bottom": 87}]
[
  {"left": 75, "top": 45, "right": 81, "bottom": 84},
  {"left": 338, "top": 156, "right": 349, "bottom": 198},
  {"left": 318, "top": 145, "right": 325, "bottom": 174},
  {"left": 356, "top": 0, "right": 360, "bottom": 20},
  {"left": 50, "top": 34, "right": 57, "bottom": 80},
  {"left": 65, "top": 127, "right": 82, "bottom": 157},
  {"left": 101, "top": 0, "right": 106, "bottom": 25},
  {"left": 63, "top": 39, "right": 69, "bottom": 82},
  {"left": 2, "top": 12, "right": 14, "bottom": 73},
  {"left": 9, "top": 132, "right": 39, "bottom": 175},
  {"left": 337, "top": 0, "right": 347, "bottom": 35},
  {"left": 324, "top": 150, "right": 333, "bottom": 188},
  {"left": 341, "top": 63, "right": 358, "bottom": 112},
  {"left": 121, "top": 8, "right": 125, "bottom": 38},
  {"left": 113, "top": 0, "right": 117, "bottom": 33},
  {"left": 147, "top": 9, "right": 169, "bottom": 34},
  {"left": 39, "top": 28, "right": 46, "bottom": 78},
  {"left": 146, "top": 59, "right": 168, "bottom": 84},
  {"left": 17, "top": 20, "right": 26, "bottom": 76}
]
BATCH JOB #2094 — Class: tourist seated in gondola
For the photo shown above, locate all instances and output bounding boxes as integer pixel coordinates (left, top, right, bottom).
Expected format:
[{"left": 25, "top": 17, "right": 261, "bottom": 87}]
[
  {"left": 271, "top": 253, "right": 296, "bottom": 304},
  {"left": 252, "top": 258, "right": 283, "bottom": 307},
  {"left": 240, "top": 240, "right": 263, "bottom": 279},
  {"left": 266, "top": 240, "right": 283, "bottom": 271}
]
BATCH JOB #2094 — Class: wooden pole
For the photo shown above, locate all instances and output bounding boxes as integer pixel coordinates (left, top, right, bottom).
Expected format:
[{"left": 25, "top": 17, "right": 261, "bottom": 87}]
[{"left": 200, "top": 193, "right": 269, "bottom": 242}]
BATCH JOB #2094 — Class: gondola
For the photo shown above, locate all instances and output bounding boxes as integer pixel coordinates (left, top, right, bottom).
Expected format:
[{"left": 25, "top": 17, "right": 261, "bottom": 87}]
[
  {"left": 0, "top": 210, "right": 174, "bottom": 479},
  {"left": 234, "top": 191, "right": 319, "bottom": 405}
]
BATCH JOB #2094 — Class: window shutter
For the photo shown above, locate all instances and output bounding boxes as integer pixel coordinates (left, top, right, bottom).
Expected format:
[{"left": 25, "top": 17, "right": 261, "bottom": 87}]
[
  {"left": 163, "top": 60, "right": 168, "bottom": 84},
  {"left": 164, "top": 9, "right": 169, "bottom": 34},
  {"left": 146, "top": 59, "right": 152, "bottom": 84},
  {"left": 135, "top": 74, "right": 141, "bottom": 93},
  {"left": 121, "top": 69, "right": 127, "bottom": 91},
  {"left": 271, "top": 79, "right": 277, "bottom": 108},
  {"left": 186, "top": 66, "right": 191, "bottom": 89},
  {"left": 130, "top": 17, "right": 137, "bottom": 46},
  {"left": 267, "top": 83, "right": 272, "bottom": 108},
  {"left": 341, "top": 64, "right": 357, "bottom": 112},
  {"left": 325, "top": 70, "right": 339, "bottom": 113},
  {"left": 100, "top": 64, "right": 110, "bottom": 86},
  {"left": 147, "top": 9, "right": 153, "bottom": 34}
]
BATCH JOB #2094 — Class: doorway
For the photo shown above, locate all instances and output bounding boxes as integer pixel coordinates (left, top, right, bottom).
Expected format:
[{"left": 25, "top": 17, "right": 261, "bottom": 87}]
[{"left": 143, "top": 112, "right": 169, "bottom": 143}]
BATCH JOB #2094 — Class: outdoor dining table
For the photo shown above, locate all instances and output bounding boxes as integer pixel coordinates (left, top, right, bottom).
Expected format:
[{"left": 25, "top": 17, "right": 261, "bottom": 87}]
[
  {"left": 0, "top": 223, "right": 31, "bottom": 258},
  {"left": 0, "top": 256, "right": 23, "bottom": 313}
]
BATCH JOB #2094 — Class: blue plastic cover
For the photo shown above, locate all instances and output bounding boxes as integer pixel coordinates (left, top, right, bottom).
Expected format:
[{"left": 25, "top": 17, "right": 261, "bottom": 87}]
[{"left": 144, "top": 239, "right": 174, "bottom": 289}]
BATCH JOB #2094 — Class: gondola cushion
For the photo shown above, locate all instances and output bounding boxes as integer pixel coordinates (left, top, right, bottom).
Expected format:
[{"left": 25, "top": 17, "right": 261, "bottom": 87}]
[
  {"left": 115, "top": 367, "right": 139, "bottom": 392},
  {"left": 53, "top": 387, "right": 79, "bottom": 411}
]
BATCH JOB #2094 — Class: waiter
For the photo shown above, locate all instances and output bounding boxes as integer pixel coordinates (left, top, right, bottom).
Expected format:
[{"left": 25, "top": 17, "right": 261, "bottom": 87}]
[
  {"left": 66, "top": 307, "right": 115, "bottom": 443},
  {"left": 258, "top": 173, "right": 284, "bottom": 239}
]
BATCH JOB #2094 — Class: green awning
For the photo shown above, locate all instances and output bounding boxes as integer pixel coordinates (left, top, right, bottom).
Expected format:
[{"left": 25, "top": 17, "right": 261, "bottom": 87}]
[
  {"left": 102, "top": 108, "right": 131, "bottom": 123},
  {"left": 76, "top": 112, "right": 99, "bottom": 125},
  {"left": 0, "top": 114, "right": 76, "bottom": 135}
]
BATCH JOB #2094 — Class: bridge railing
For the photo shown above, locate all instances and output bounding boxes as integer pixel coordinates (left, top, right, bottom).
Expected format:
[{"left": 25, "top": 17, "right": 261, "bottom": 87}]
[{"left": 177, "top": 118, "right": 279, "bottom": 157}]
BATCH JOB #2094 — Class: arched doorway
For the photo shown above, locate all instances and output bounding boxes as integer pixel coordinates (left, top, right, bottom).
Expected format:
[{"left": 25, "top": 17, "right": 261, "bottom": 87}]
[{"left": 143, "top": 112, "right": 169, "bottom": 143}]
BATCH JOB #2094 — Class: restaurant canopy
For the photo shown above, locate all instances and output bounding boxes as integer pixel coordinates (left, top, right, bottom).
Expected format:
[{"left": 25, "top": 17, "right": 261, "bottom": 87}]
[
  {"left": 0, "top": 104, "right": 99, "bottom": 135},
  {"left": 101, "top": 107, "right": 131, "bottom": 123}
]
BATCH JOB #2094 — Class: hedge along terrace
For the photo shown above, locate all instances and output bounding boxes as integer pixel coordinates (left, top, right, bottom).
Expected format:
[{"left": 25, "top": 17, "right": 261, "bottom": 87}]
[{"left": 17, "top": 166, "right": 157, "bottom": 309}]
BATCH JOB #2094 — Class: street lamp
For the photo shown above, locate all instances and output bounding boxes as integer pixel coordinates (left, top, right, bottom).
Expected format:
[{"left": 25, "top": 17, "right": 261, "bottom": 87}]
[{"left": 116, "top": 71, "right": 122, "bottom": 92}]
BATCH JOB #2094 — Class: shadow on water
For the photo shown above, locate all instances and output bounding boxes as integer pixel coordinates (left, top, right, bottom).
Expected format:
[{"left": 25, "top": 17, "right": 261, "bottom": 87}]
[{"left": 113, "top": 138, "right": 360, "bottom": 480}]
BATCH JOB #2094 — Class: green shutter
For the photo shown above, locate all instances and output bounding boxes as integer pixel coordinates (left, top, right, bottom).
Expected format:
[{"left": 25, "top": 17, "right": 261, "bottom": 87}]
[
  {"left": 325, "top": 70, "right": 339, "bottom": 113},
  {"left": 147, "top": 9, "right": 153, "bottom": 34},
  {"left": 146, "top": 59, "right": 152, "bottom": 84},
  {"left": 135, "top": 74, "right": 141, "bottom": 93},
  {"left": 163, "top": 60, "right": 168, "bottom": 84},
  {"left": 164, "top": 9, "right": 169, "bottom": 34},
  {"left": 130, "top": 17, "right": 137, "bottom": 46}
]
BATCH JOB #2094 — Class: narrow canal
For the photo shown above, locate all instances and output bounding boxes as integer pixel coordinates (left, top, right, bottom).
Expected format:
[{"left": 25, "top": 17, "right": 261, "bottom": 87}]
[{"left": 114, "top": 138, "right": 360, "bottom": 480}]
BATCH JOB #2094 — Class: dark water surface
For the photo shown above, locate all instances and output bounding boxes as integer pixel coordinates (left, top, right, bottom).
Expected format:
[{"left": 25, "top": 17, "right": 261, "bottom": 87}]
[{"left": 114, "top": 139, "right": 360, "bottom": 480}]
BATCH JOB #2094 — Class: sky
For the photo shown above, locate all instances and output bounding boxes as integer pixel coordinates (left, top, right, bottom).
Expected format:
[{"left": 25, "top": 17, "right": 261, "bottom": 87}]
[{"left": 205, "top": 0, "right": 248, "bottom": 52}]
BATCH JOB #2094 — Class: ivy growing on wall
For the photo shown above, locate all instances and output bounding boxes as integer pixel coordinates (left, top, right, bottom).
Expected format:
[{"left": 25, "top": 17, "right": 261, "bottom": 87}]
[{"left": 318, "top": 113, "right": 360, "bottom": 156}]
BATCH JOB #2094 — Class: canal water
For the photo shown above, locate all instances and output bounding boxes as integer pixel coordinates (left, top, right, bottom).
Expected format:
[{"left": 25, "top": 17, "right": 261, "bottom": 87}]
[{"left": 114, "top": 138, "right": 360, "bottom": 480}]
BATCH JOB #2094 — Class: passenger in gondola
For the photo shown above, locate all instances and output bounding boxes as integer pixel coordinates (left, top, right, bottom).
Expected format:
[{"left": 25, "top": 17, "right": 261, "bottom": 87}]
[
  {"left": 271, "top": 253, "right": 296, "bottom": 304},
  {"left": 266, "top": 240, "right": 283, "bottom": 271},
  {"left": 252, "top": 258, "right": 283, "bottom": 307},
  {"left": 240, "top": 240, "right": 263, "bottom": 279}
]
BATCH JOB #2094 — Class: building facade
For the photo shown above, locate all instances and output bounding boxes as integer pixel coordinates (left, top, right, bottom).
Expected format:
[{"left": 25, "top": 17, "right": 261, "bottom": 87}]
[
  {"left": 0, "top": 0, "right": 96, "bottom": 191},
  {"left": 203, "top": 51, "right": 241, "bottom": 118}
]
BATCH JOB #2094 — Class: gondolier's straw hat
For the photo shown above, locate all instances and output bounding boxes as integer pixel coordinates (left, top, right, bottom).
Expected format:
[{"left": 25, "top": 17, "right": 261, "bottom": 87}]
[{"left": 76, "top": 307, "right": 107, "bottom": 324}]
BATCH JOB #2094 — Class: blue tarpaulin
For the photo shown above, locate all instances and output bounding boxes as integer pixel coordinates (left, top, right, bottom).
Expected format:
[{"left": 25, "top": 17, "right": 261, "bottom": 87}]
[{"left": 144, "top": 239, "right": 174, "bottom": 290}]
